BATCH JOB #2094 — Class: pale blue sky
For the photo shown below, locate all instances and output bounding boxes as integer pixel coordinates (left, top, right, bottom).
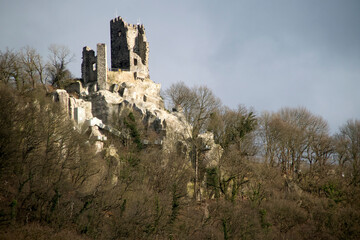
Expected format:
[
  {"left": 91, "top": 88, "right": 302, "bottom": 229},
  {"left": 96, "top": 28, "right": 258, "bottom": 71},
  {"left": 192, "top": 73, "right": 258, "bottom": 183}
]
[{"left": 1, "top": 0, "right": 359, "bottom": 133}]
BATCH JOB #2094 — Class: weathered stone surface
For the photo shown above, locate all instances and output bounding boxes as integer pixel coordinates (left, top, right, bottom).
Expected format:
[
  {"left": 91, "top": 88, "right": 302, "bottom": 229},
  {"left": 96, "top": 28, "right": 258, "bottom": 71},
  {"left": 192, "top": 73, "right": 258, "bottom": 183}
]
[
  {"left": 53, "top": 89, "right": 93, "bottom": 122},
  {"left": 69, "top": 97, "right": 93, "bottom": 121},
  {"left": 53, "top": 89, "right": 69, "bottom": 112},
  {"left": 110, "top": 17, "right": 149, "bottom": 78},
  {"left": 198, "top": 132, "right": 223, "bottom": 167},
  {"left": 88, "top": 90, "right": 123, "bottom": 124},
  {"left": 81, "top": 47, "right": 97, "bottom": 84},
  {"left": 53, "top": 16, "right": 222, "bottom": 168},
  {"left": 74, "top": 107, "right": 85, "bottom": 124},
  {"left": 97, "top": 43, "right": 108, "bottom": 90},
  {"left": 65, "top": 80, "right": 83, "bottom": 95}
]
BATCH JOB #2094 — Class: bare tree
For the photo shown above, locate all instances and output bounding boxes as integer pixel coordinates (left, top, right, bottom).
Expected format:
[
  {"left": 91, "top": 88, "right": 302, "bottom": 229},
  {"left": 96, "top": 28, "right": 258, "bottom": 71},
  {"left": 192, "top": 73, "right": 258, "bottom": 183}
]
[
  {"left": 335, "top": 119, "right": 360, "bottom": 185},
  {"left": 0, "top": 48, "right": 23, "bottom": 89},
  {"left": 259, "top": 107, "right": 331, "bottom": 175},
  {"left": 188, "top": 86, "right": 221, "bottom": 137},
  {"left": 258, "top": 111, "right": 280, "bottom": 166},
  {"left": 334, "top": 133, "right": 351, "bottom": 169},
  {"left": 165, "top": 83, "right": 221, "bottom": 201},
  {"left": 205, "top": 105, "right": 258, "bottom": 202},
  {"left": 164, "top": 81, "right": 195, "bottom": 112},
  {"left": 304, "top": 118, "right": 333, "bottom": 171},
  {"left": 189, "top": 86, "right": 221, "bottom": 201},
  {"left": 19, "top": 46, "right": 47, "bottom": 89},
  {"left": 47, "top": 44, "right": 74, "bottom": 87},
  {"left": 165, "top": 82, "right": 221, "bottom": 136},
  {"left": 208, "top": 105, "right": 257, "bottom": 153}
]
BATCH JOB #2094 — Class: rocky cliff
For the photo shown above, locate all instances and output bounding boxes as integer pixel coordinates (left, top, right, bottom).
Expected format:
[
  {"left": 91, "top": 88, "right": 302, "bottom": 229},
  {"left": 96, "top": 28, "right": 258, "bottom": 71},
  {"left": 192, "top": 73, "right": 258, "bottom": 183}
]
[{"left": 52, "top": 16, "right": 221, "bottom": 167}]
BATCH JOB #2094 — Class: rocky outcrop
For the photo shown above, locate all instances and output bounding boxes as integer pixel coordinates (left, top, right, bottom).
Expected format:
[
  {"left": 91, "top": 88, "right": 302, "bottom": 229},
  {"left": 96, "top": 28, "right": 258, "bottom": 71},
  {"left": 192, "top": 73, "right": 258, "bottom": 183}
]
[
  {"left": 56, "top": 74, "right": 224, "bottom": 167},
  {"left": 53, "top": 89, "right": 93, "bottom": 124},
  {"left": 54, "top": 72, "right": 223, "bottom": 167},
  {"left": 53, "top": 16, "right": 222, "bottom": 169},
  {"left": 87, "top": 81, "right": 192, "bottom": 153},
  {"left": 53, "top": 89, "right": 106, "bottom": 153},
  {"left": 198, "top": 132, "right": 223, "bottom": 168}
]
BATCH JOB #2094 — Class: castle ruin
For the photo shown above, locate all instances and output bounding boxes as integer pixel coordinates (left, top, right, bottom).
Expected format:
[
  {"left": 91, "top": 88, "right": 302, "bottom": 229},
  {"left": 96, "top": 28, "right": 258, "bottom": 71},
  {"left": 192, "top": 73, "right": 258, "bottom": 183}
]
[
  {"left": 51, "top": 16, "right": 222, "bottom": 202},
  {"left": 110, "top": 17, "right": 149, "bottom": 77},
  {"left": 81, "top": 16, "right": 150, "bottom": 92},
  {"left": 56, "top": 16, "right": 221, "bottom": 167}
]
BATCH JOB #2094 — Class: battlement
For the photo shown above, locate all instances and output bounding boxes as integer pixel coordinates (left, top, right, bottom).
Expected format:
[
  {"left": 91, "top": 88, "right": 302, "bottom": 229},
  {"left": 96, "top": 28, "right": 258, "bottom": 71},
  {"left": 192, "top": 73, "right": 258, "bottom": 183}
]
[
  {"left": 111, "top": 16, "right": 123, "bottom": 23},
  {"left": 111, "top": 16, "right": 145, "bottom": 29},
  {"left": 110, "top": 16, "right": 149, "bottom": 77},
  {"left": 82, "top": 17, "right": 149, "bottom": 91},
  {"left": 111, "top": 17, "right": 126, "bottom": 27}
]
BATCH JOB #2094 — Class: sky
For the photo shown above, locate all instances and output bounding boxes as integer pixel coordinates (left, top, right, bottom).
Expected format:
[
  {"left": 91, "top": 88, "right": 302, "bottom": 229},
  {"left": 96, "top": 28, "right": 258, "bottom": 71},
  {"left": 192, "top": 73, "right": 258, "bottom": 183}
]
[{"left": 0, "top": 0, "right": 359, "bottom": 133}]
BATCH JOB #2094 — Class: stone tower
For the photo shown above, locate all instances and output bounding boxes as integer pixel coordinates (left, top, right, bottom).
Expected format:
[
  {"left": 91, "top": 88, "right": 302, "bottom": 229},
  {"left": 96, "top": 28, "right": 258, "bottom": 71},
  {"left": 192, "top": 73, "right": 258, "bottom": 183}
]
[
  {"left": 81, "top": 47, "right": 97, "bottom": 84},
  {"left": 81, "top": 44, "right": 108, "bottom": 90},
  {"left": 96, "top": 43, "right": 108, "bottom": 90},
  {"left": 110, "top": 17, "right": 149, "bottom": 78}
]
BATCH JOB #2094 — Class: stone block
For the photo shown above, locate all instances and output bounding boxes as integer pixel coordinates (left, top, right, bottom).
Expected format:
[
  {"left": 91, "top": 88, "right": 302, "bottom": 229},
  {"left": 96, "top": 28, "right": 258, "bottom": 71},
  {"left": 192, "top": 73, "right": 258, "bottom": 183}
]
[{"left": 74, "top": 107, "right": 85, "bottom": 124}]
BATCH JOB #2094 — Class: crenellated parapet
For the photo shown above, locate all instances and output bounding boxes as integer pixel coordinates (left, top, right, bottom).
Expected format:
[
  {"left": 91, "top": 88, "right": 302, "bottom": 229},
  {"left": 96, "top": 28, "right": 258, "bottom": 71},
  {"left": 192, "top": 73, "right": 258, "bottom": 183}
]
[
  {"left": 111, "top": 16, "right": 145, "bottom": 29},
  {"left": 72, "top": 16, "right": 222, "bottom": 177},
  {"left": 110, "top": 16, "right": 149, "bottom": 78},
  {"left": 81, "top": 17, "right": 151, "bottom": 92}
]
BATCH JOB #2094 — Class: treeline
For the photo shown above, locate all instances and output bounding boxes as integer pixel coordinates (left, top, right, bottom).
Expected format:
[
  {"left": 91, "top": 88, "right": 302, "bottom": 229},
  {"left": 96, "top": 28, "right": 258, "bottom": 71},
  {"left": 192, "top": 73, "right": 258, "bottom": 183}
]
[
  {"left": 0, "top": 45, "right": 74, "bottom": 90},
  {"left": 164, "top": 81, "right": 360, "bottom": 195},
  {"left": 1, "top": 47, "right": 360, "bottom": 239}
]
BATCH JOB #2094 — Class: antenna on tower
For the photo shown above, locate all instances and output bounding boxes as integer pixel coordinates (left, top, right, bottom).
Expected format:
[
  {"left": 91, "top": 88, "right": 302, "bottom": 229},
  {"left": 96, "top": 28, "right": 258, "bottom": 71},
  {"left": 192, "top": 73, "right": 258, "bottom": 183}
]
[
  {"left": 115, "top": 9, "right": 118, "bottom": 18},
  {"left": 137, "top": 18, "right": 141, "bottom": 25}
]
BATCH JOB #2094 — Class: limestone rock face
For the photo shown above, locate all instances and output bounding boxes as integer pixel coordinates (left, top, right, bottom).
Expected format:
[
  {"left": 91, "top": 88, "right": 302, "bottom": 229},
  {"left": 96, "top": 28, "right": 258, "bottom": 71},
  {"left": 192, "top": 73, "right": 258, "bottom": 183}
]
[
  {"left": 54, "top": 76, "right": 222, "bottom": 168},
  {"left": 88, "top": 80, "right": 192, "bottom": 153},
  {"left": 53, "top": 89, "right": 106, "bottom": 151},
  {"left": 53, "top": 89, "right": 93, "bottom": 122},
  {"left": 53, "top": 89, "right": 69, "bottom": 111},
  {"left": 198, "top": 132, "right": 223, "bottom": 168},
  {"left": 53, "top": 16, "right": 222, "bottom": 169},
  {"left": 88, "top": 90, "right": 123, "bottom": 123}
]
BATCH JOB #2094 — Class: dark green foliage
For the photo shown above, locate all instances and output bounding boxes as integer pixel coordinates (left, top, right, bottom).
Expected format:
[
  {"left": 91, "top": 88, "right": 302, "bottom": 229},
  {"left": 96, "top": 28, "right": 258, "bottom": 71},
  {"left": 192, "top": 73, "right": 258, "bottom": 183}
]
[
  {"left": 123, "top": 112, "right": 143, "bottom": 150},
  {"left": 206, "top": 167, "right": 220, "bottom": 198},
  {"left": 227, "top": 111, "right": 256, "bottom": 145},
  {"left": 208, "top": 106, "right": 257, "bottom": 152},
  {"left": 222, "top": 217, "right": 229, "bottom": 240},
  {"left": 322, "top": 182, "right": 343, "bottom": 203},
  {"left": 259, "top": 209, "right": 271, "bottom": 230},
  {"left": 10, "top": 199, "right": 17, "bottom": 221},
  {"left": 168, "top": 184, "right": 180, "bottom": 225},
  {"left": 248, "top": 183, "right": 266, "bottom": 207}
]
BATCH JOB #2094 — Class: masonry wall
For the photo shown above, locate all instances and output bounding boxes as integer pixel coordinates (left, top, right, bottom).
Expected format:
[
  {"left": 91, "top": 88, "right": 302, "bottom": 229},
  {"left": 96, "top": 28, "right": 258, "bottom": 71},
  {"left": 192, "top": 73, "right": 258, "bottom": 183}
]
[
  {"left": 97, "top": 43, "right": 108, "bottom": 90},
  {"left": 137, "top": 26, "right": 149, "bottom": 67},
  {"left": 110, "top": 17, "right": 130, "bottom": 69},
  {"left": 110, "top": 17, "right": 149, "bottom": 77},
  {"left": 81, "top": 47, "right": 97, "bottom": 84}
]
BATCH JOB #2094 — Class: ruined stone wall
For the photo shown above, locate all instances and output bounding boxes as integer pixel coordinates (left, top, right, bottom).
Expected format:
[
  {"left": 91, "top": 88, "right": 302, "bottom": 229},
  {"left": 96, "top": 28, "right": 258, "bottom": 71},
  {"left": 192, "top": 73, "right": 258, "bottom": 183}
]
[
  {"left": 53, "top": 89, "right": 93, "bottom": 124},
  {"left": 107, "top": 70, "right": 164, "bottom": 109},
  {"left": 81, "top": 47, "right": 97, "bottom": 84},
  {"left": 107, "top": 70, "right": 135, "bottom": 84},
  {"left": 97, "top": 43, "right": 108, "bottom": 90},
  {"left": 138, "top": 26, "right": 149, "bottom": 66},
  {"left": 110, "top": 17, "right": 130, "bottom": 69},
  {"left": 110, "top": 17, "right": 149, "bottom": 77}
]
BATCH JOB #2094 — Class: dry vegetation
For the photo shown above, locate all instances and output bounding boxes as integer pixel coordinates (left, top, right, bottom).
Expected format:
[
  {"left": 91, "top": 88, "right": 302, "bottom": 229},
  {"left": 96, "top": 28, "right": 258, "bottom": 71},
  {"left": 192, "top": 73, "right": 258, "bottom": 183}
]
[{"left": 1, "top": 48, "right": 360, "bottom": 239}]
